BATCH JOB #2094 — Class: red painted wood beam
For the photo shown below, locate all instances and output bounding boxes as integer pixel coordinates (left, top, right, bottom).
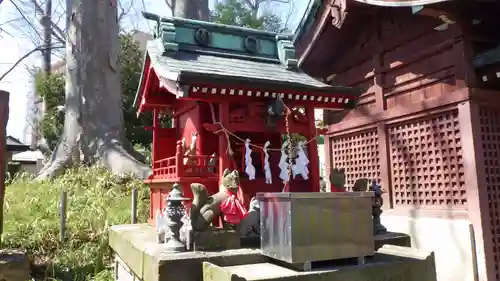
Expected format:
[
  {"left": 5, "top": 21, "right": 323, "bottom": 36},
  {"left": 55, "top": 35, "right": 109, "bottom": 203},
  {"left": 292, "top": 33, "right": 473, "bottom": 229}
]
[
  {"left": 203, "top": 122, "right": 313, "bottom": 136},
  {"left": 147, "top": 93, "right": 177, "bottom": 104},
  {"left": 185, "top": 86, "right": 355, "bottom": 110},
  {"left": 137, "top": 62, "right": 154, "bottom": 115}
]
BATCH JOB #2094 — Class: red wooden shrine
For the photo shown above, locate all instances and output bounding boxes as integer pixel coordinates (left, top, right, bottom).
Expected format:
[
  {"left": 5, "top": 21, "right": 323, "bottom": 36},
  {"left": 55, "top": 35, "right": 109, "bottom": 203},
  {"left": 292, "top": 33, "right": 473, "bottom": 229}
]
[{"left": 134, "top": 15, "right": 362, "bottom": 224}]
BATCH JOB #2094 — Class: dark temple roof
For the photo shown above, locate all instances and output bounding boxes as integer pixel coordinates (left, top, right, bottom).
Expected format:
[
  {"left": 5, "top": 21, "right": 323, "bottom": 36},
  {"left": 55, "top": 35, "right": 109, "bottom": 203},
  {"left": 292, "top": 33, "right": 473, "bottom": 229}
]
[{"left": 6, "top": 136, "right": 30, "bottom": 152}]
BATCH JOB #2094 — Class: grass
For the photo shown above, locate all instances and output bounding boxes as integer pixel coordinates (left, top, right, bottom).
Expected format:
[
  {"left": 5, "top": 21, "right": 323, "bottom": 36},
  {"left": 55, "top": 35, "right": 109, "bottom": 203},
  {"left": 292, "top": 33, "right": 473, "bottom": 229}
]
[{"left": 2, "top": 166, "right": 149, "bottom": 281}]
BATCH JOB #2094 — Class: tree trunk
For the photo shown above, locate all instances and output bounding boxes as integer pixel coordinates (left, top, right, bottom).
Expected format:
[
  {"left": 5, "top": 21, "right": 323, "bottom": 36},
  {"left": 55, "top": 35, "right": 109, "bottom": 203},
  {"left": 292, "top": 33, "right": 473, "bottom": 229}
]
[
  {"left": 42, "top": 0, "right": 52, "bottom": 75},
  {"left": 36, "top": 0, "right": 151, "bottom": 180},
  {"left": 174, "top": 0, "right": 209, "bottom": 20},
  {"left": 36, "top": 0, "right": 52, "bottom": 153}
]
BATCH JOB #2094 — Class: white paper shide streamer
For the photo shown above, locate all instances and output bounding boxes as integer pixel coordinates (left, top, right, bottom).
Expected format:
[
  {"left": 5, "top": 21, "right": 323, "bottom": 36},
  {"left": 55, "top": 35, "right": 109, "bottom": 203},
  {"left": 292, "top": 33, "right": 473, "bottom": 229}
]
[
  {"left": 292, "top": 141, "right": 309, "bottom": 180},
  {"left": 155, "top": 209, "right": 171, "bottom": 243},
  {"left": 278, "top": 140, "right": 290, "bottom": 182},
  {"left": 263, "top": 141, "right": 272, "bottom": 184},
  {"left": 245, "top": 139, "right": 256, "bottom": 180}
]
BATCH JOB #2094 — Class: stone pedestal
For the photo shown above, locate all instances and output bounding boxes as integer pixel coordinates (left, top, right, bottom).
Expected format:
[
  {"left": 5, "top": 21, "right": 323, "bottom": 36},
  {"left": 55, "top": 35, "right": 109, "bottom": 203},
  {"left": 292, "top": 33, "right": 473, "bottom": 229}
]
[
  {"left": 203, "top": 245, "right": 437, "bottom": 281},
  {"left": 109, "top": 224, "right": 265, "bottom": 281},
  {"left": 184, "top": 229, "right": 240, "bottom": 251},
  {"left": 109, "top": 224, "right": 421, "bottom": 281},
  {"left": 0, "top": 249, "right": 31, "bottom": 281}
]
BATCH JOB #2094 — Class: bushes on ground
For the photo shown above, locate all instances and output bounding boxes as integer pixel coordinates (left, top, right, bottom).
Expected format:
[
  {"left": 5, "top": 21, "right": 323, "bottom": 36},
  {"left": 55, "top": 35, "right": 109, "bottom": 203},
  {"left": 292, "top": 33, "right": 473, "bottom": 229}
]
[{"left": 2, "top": 166, "right": 149, "bottom": 281}]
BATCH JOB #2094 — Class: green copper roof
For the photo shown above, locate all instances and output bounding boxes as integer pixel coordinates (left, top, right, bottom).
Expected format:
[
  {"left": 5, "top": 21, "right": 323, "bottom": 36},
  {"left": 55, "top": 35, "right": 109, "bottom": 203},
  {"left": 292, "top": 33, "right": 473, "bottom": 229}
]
[
  {"left": 143, "top": 12, "right": 301, "bottom": 70},
  {"left": 146, "top": 39, "right": 335, "bottom": 90},
  {"left": 134, "top": 13, "right": 362, "bottom": 107},
  {"left": 142, "top": 13, "right": 361, "bottom": 89}
]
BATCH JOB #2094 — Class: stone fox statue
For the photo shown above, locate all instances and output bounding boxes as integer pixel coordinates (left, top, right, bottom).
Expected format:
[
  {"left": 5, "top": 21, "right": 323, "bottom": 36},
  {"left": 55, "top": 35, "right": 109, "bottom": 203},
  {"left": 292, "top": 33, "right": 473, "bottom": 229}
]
[{"left": 189, "top": 169, "right": 246, "bottom": 231}]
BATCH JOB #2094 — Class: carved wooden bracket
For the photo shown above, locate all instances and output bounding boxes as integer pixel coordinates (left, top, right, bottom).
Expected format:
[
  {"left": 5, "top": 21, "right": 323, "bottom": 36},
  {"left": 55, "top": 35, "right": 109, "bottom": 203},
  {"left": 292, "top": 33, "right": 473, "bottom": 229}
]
[{"left": 329, "top": 0, "right": 348, "bottom": 29}]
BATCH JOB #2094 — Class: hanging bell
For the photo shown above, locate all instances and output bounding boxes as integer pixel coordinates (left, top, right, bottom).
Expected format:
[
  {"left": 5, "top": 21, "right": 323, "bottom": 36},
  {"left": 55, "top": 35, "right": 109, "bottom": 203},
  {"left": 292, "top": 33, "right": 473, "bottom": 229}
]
[
  {"left": 266, "top": 99, "right": 285, "bottom": 127},
  {"left": 268, "top": 99, "right": 285, "bottom": 116}
]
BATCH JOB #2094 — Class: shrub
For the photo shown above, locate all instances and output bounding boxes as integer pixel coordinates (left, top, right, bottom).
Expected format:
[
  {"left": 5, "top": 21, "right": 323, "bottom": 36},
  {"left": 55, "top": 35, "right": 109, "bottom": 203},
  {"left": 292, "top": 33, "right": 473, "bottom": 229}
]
[{"left": 2, "top": 166, "right": 149, "bottom": 281}]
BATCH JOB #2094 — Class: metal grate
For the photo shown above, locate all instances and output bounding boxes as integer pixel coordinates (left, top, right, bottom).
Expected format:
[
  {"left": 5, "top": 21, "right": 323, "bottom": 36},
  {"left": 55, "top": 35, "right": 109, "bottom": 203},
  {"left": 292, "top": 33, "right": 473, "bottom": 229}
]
[
  {"left": 388, "top": 110, "right": 466, "bottom": 207},
  {"left": 331, "top": 129, "right": 380, "bottom": 189},
  {"left": 479, "top": 106, "right": 500, "bottom": 281}
]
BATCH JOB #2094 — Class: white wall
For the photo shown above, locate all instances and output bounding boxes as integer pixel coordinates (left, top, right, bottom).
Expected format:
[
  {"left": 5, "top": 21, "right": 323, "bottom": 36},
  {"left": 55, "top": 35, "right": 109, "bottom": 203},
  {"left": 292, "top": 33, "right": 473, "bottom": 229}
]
[{"left": 382, "top": 215, "right": 476, "bottom": 281}]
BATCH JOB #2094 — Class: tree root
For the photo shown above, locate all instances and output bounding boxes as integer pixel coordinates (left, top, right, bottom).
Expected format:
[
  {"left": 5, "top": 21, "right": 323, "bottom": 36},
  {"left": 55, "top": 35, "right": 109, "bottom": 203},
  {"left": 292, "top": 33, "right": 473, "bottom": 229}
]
[
  {"left": 96, "top": 138, "right": 152, "bottom": 179},
  {"left": 36, "top": 137, "right": 152, "bottom": 181},
  {"left": 123, "top": 141, "right": 148, "bottom": 164},
  {"left": 35, "top": 134, "right": 80, "bottom": 181},
  {"left": 36, "top": 150, "right": 73, "bottom": 181}
]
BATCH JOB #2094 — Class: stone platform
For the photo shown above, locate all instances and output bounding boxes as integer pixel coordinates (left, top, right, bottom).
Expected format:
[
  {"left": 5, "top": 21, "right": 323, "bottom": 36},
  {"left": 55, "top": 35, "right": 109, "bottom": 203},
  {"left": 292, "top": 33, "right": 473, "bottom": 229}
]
[
  {"left": 110, "top": 224, "right": 266, "bottom": 281},
  {"left": 109, "top": 224, "right": 418, "bottom": 281},
  {"left": 203, "top": 245, "right": 436, "bottom": 281},
  {"left": 0, "top": 249, "right": 31, "bottom": 281}
]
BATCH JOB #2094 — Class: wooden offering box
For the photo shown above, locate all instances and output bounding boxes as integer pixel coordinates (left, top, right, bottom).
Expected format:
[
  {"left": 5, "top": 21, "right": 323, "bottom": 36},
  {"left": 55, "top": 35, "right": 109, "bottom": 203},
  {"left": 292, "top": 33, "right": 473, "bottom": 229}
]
[{"left": 257, "top": 192, "right": 375, "bottom": 264}]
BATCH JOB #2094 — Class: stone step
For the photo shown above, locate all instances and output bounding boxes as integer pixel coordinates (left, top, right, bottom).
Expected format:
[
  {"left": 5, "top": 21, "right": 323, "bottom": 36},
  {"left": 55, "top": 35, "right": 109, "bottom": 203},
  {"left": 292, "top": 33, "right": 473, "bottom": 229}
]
[
  {"left": 0, "top": 249, "right": 31, "bottom": 281},
  {"left": 202, "top": 245, "right": 437, "bottom": 281}
]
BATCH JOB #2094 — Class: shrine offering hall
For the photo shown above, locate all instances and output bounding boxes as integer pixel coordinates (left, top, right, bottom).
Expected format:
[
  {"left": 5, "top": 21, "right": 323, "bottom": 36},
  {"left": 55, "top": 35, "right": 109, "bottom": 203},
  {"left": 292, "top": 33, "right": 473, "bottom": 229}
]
[{"left": 294, "top": 1, "right": 500, "bottom": 281}]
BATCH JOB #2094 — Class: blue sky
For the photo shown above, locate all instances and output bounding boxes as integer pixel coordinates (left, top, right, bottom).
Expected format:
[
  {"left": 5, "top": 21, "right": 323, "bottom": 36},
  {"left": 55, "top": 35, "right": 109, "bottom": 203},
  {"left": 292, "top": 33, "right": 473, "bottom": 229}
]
[{"left": 0, "top": 0, "right": 308, "bottom": 143}]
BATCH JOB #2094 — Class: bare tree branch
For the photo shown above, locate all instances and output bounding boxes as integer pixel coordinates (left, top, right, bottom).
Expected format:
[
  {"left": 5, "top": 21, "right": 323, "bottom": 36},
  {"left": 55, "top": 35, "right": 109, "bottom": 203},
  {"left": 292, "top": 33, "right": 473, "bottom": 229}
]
[
  {"left": 240, "top": 0, "right": 291, "bottom": 17},
  {"left": 29, "top": 0, "right": 66, "bottom": 43},
  {"left": 281, "top": 0, "right": 294, "bottom": 32},
  {"left": 0, "top": 27, "right": 16, "bottom": 39},
  {"left": 269, "top": 0, "right": 289, "bottom": 3},
  {"left": 11, "top": 0, "right": 43, "bottom": 39},
  {"left": 118, "top": 0, "right": 134, "bottom": 22},
  {"left": 0, "top": 45, "right": 64, "bottom": 82},
  {"left": 0, "top": 17, "right": 22, "bottom": 29},
  {"left": 163, "top": 0, "right": 174, "bottom": 11}
]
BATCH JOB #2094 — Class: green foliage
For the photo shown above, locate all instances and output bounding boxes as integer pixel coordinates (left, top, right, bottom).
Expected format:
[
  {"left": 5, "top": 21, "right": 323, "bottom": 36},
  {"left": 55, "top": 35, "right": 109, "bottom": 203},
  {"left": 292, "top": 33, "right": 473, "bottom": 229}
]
[
  {"left": 35, "top": 72, "right": 65, "bottom": 109},
  {"left": 315, "top": 119, "right": 325, "bottom": 129},
  {"left": 119, "top": 34, "right": 153, "bottom": 148},
  {"left": 210, "top": 0, "right": 283, "bottom": 32},
  {"left": 134, "top": 143, "right": 152, "bottom": 165},
  {"left": 35, "top": 72, "right": 65, "bottom": 149},
  {"left": 35, "top": 33, "right": 153, "bottom": 151},
  {"left": 2, "top": 166, "right": 149, "bottom": 281}
]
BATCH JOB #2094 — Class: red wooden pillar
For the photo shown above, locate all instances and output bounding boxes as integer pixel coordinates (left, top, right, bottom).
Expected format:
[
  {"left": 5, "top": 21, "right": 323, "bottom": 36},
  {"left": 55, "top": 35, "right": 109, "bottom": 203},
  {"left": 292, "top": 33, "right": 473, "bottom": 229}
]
[
  {"left": 377, "top": 123, "right": 392, "bottom": 208},
  {"left": 148, "top": 109, "right": 159, "bottom": 224},
  {"left": 152, "top": 109, "right": 159, "bottom": 165},
  {"left": 458, "top": 100, "right": 494, "bottom": 281},
  {"left": 0, "top": 91, "right": 9, "bottom": 243},
  {"left": 305, "top": 106, "right": 320, "bottom": 192},
  {"left": 218, "top": 103, "right": 231, "bottom": 181},
  {"left": 176, "top": 140, "right": 184, "bottom": 178},
  {"left": 323, "top": 133, "right": 332, "bottom": 191}
]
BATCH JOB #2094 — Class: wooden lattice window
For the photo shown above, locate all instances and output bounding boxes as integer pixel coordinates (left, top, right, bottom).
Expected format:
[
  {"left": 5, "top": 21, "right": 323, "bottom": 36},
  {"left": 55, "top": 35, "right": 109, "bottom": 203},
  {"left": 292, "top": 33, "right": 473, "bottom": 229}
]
[
  {"left": 479, "top": 106, "right": 500, "bottom": 281},
  {"left": 388, "top": 110, "right": 466, "bottom": 207},
  {"left": 331, "top": 129, "right": 380, "bottom": 189}
]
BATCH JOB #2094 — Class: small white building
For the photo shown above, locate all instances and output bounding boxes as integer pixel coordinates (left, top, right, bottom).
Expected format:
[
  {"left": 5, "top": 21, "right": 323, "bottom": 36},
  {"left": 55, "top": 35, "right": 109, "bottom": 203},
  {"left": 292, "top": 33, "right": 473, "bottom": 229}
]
[{"left": 11, "top": 150, "right": 45, "bottom": 174}]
